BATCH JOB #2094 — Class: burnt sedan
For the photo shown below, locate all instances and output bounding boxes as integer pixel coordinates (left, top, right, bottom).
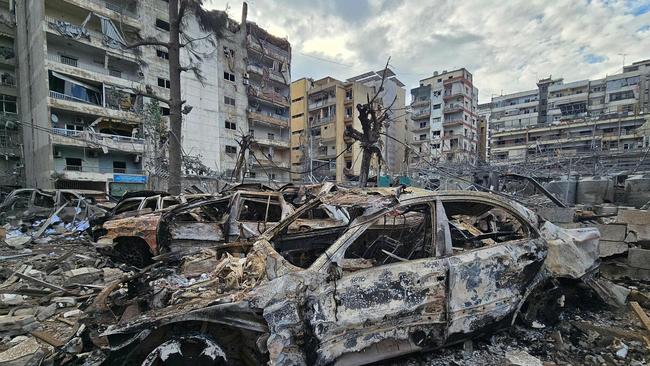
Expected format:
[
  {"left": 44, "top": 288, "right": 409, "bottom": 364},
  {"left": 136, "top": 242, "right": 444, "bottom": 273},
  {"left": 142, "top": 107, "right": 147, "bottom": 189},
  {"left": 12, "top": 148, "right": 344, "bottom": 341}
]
[{"left": 99, "top": 187, "right": 603, "bottom": 365}]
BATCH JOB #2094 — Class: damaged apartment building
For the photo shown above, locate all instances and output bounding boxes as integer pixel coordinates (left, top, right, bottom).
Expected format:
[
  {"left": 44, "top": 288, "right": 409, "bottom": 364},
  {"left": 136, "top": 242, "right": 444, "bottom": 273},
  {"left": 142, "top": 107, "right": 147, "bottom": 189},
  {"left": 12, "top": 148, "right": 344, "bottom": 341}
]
[
  {"left": 488, "top": 59, "right": 650, "bottom": 173},
  {"left": 408, "top": 68, "right": 480, "bottom": 172},
  {"left": 11, "top": 0, "right": 291, "bottom": 196},
  {"left": 290, "top": 70, "right": 406, "bottom": 183},
  {"left": 0, "top": 0, "right": 20, "bottom": 190}
]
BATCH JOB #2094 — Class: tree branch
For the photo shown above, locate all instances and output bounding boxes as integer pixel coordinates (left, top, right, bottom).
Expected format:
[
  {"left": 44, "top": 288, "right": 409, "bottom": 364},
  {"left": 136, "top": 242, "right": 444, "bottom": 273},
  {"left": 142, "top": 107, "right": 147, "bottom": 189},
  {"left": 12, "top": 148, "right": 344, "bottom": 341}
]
[
  {"left": 180, "top": 32, "right": 214, "bottom": 48},
  {"left": 125, "top": 36, "right": 169, "bottom": 49}
]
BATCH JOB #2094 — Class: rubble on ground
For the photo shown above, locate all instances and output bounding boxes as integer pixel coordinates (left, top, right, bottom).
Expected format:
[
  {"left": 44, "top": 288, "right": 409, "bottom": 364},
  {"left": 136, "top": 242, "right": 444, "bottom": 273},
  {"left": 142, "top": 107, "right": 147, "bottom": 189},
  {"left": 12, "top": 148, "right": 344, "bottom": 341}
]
[{"left": 0, "top": 185, "right": 649, "bottom": 365}]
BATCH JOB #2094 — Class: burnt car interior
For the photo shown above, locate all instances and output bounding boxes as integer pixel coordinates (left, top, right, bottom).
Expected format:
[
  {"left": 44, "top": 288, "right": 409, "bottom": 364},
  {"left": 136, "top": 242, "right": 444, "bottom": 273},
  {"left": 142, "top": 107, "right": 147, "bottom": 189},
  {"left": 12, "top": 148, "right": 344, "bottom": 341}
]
[
  {"left": 342, "top": 204, "right": 433, "bottom": 270},
  {"left": 441, "top": 201, "right": 531, "bottom": 251}
]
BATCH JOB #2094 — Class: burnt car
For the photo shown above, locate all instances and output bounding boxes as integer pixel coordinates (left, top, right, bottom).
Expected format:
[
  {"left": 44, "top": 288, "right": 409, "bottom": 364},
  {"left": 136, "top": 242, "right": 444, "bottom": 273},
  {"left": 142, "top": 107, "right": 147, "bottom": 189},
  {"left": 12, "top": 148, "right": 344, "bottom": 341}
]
[
  {"left": 99, "top": 188, "right": 606, "bottom": 365},
  {"left": 94, "top": 191, "right": 308, "bottom": 266},
  {"left": 0, "top": 188, "right": 106, "bottom": 224}
]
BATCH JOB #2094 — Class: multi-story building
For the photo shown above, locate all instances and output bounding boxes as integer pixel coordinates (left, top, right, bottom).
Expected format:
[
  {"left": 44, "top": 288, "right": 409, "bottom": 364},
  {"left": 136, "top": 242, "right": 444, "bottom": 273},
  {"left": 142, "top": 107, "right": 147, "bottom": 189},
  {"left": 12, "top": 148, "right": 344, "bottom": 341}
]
[
  {"left": 408, "top": 68, "right": 479, "bottom": 171},
  {"left": 477, "top": 102, "right": 491, "bottom": 162},
  {"left": 0, "top": 0, "right": 21, "bottom": 190},
  {"left": 290, "top": 69, "right": 406, "bottom": 183},
  {"left": 13, "top": 1, "right": 291, "bottom": 194},
  {"left": 16, "top": 0, "right": 148, "bottom": 195},
  {"left": 488, "top": 59, "right": 650, "bottom": 173}
]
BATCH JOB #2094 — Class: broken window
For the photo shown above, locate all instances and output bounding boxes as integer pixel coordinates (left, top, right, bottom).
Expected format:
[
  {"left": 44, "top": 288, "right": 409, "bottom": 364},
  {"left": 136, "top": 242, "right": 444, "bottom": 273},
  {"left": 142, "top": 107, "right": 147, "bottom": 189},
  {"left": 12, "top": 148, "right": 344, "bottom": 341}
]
[
  {"left": 342, "top": 204, "right": 433, "bottom": 271},
  {"left": 162, "top": 197, "right": 181, "bottom": 209},
  {"left": 237, "top": 197, "right": 282, "bottom": 222},
  {"left": 156, "top": 49, "right": 169, "bottom": 60},
  {"left": 33, "top": 191, "right": 55, "bottom": 208},
  {"left": 157, "top": 78, "right": 170, "bottom": 89},
  {"left": 440, "top": 200, "right": 532, "bottom": 252},
  {"left": 113, "top": 198, "right": 144, "bottom": 215},
  {"left": 142, "top": 196, "right": 159, "bottom": 212},
  {"left": 65, "top": 158, "right": 82, "bottom": 171},
  {"left": 225, "top": 145, "right": 237, "bottom": 154},
  {"left": 113, "top": 161, "right": 126, "bottom": 173}
]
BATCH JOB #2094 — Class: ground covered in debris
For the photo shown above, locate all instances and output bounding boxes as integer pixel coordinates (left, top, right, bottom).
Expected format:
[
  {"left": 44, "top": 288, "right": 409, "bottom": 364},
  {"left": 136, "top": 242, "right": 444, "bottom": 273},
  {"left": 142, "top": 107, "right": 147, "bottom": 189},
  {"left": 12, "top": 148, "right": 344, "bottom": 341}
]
[{"left": 390, "top": 291, "right": 649, "bottom": 366}]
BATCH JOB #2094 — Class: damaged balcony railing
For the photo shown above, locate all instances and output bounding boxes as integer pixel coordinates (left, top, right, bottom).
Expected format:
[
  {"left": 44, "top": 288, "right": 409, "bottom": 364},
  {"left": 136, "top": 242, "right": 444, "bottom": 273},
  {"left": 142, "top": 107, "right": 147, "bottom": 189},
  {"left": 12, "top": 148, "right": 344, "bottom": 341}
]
[
  {"left": 62, "top": 164, "right": 143, "bottom": 174},
  {"left": 46, "top": 54, "right": 140, "bottom": 82},
  {"left": 52, "top": 128, "right": 144, "bottom": 144}
]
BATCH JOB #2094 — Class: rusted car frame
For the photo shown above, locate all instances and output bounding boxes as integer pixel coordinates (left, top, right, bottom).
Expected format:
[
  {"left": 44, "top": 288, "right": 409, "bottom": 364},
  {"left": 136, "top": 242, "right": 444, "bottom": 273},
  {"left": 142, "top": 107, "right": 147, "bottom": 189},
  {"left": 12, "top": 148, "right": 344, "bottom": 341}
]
[
  {"left": 0, "top": 188, "right": 106, "bottom": 224},
  {"left": 101, "top": 188, "right": 602, "bottom": 365}
]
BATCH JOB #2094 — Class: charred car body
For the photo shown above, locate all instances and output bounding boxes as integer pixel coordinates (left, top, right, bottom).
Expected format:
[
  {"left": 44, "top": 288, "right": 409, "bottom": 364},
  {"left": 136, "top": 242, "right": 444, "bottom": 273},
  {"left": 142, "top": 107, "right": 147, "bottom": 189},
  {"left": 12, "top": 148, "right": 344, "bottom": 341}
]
[
  {"left": 94, "top": 188, "right": 608, "bottom": 365},
  {"left": 0, "top": 188, "right": 106, "bottom": 224},
  {"left": 93, "top": 191, "right": 309, "bottom": 266}
]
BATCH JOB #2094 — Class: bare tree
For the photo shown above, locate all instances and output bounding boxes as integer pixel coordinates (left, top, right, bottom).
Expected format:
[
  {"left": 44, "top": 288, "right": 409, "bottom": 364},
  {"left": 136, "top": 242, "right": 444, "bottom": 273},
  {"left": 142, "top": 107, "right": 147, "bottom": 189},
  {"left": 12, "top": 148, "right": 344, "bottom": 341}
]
[
  {"left": 345, "top": 58, "right": 396, "bottom": 187},
  {"left": 127, "top": 0, "right": 227, "bottom": 194}
]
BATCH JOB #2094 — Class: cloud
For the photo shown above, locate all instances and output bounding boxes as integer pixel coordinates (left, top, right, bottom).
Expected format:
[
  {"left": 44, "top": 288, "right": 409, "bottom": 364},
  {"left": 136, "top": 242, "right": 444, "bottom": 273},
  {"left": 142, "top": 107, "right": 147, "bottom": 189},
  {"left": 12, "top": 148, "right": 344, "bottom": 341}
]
[{"left": 206, "top": 0, "right": 650, "bottom": 103}]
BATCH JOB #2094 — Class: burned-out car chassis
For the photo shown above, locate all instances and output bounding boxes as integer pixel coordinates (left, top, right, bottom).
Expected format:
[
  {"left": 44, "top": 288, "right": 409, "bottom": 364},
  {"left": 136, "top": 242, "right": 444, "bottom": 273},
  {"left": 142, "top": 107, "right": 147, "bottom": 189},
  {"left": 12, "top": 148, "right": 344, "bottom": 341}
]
[{"left": 97, "top": 188, "right": 607, "bottom": 365}]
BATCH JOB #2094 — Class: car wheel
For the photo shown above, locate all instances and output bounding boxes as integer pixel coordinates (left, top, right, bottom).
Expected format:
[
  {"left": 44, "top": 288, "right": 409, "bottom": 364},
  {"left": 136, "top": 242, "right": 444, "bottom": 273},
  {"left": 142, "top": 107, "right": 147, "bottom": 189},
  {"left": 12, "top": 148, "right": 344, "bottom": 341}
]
[{"left": 142, "top": 334, "right": 227, "bottom": 366}]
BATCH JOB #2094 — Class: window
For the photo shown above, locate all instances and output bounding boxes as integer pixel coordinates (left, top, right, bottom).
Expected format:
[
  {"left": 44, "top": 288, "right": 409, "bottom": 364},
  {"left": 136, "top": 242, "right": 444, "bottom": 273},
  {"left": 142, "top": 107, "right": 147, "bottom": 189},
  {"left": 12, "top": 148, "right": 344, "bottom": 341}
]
[
  {"left": 432, "top": 143, "right": 440, "bottom": 148},
  {"left": 225, "top": 121, "right": 236, "bottom": 130},
  {"left": 225, "top": 145, "right": 237, "bottom": 154},
  {"left": 223, "top": 72, "right": 235, "bottom": 82},
  {"left": 268, "top": 133, "right": 275, "bottom": 140},
  {"left": 157, "top": 78, "right": 170, "bottom": 89},
  {"left": 292, "top": 113, "right": 304, "bottom": 119},
  {"left": 291, "top": 96, "right": 304, "bottom": 103},
  {"left": 155, "top": 18, "right": 170, "bottom": 31},
  {"left": 269, "top": 173, "right": 276, "bottom": 180},
  {"left": 65, "top": 158, "right": 82, "bottom": 171},
  {"left": 224, "top": 96, "right": 235, "bottom": 106},
  {"left": 65, "top": 124, "right": 83, "bottom": 131},
  {"left": 419, "top": 134, "right": 427, "bottom": 140},
  {"left": 432, "top": 104, "right": 441, "bottom": 110},
  {"left": 113, "top": 161, "right": 127, "bottom": 173},
  {"left": 160, "top": 107, "right": 170, "bottom": 116},
  {"left": 433, "top": 130, "right": 440, "bottom": 136},
  {"left": 248, "top": 172, "right": 256, "bottom": 178},
  {"left": 419, "top": 122, "right": 427, "bottom": 128},
  {"left": 342, "top": 204, "right": 433, "bottom": 270},
  {"left": 238, "top": 197, "right": 282, "bottom": 222},
  {"left": 156, "top": 49, "right": 169, "bottom": 60}
]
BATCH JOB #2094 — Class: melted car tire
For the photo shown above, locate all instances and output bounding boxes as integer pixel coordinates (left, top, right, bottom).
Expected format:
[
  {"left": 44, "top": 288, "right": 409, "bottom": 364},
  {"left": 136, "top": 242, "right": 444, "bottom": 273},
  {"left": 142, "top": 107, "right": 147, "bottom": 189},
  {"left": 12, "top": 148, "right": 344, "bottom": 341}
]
[{"left": 141, "top": 334, "right": 228, "bottom": 366}]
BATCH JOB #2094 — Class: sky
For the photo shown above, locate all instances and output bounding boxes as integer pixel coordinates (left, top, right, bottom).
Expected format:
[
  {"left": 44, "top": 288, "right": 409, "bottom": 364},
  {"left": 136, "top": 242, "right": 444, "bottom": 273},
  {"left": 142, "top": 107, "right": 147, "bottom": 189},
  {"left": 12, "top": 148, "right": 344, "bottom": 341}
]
[{"left": 206, "top": 0, "right": 650, "bottom": 103}]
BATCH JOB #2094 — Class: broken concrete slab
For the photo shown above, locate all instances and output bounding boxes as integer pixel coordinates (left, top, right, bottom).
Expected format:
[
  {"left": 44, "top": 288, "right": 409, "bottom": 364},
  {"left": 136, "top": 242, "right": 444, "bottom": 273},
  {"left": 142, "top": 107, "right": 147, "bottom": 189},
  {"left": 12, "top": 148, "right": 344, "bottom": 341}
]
[
  {"left": 504, "top": 350, "right": 543, "bottom": 366},
  {"left": 599, "top": 240, "right": 628, "bottom": 257},
  {"left": 0, "top": 336, "right": 41, "bottom": 363},
  {"left": 534, "top": 207, "right": 576, "bottom": 223},
  {"left": 62, "top": 267, "right": 103, "bottom": 284},
  {"left": 628, "top": 248, "right": 650, "bottom": 270},
  {"left": 596, "top": 224, "right": 627, "bottom": 241},
  {"left": 617, "top": 209, "right": 650, "bottom": 225},
  {"left": 0, "top": 314, "right": 36, "bottom": 334},
  {"left": 626, "top": 224, "right": 650, "bottom": 243}
]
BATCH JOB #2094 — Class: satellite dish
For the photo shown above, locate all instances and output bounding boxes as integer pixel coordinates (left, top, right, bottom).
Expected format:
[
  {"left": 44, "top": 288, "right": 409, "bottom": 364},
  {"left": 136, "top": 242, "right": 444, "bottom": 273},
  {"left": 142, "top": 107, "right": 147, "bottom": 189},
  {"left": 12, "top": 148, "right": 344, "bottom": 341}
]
[{"left": 51, "top": 113, "right": 59, "bottom": 123}]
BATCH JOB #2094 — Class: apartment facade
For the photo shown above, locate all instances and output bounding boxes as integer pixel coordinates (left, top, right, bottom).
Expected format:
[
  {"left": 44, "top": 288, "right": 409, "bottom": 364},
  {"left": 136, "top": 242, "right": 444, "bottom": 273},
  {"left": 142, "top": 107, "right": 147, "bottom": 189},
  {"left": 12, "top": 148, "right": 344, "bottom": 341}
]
[
  {"left": 408, "top": 68, "right": 479, "bottom": 171},
  {"left": 0, "top": 0, "right": 21, "bottom": 189},
  {"left": 489, "top": 59, "right": 650, "bottom": 173},
  {"left": 13, "top": 0, "right": 291, "bottom": 194},
  {"left": 16, "top": 0, "right": 149, "bottom": 195},
  {"left": 290, "top": 70, "right": 406, "bottom": 183}
]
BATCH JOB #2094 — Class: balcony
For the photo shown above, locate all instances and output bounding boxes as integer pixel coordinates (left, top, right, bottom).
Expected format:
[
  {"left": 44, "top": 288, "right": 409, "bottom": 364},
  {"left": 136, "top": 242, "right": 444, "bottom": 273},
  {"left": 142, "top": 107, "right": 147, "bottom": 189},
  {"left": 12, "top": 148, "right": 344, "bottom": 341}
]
[
  {"left": 247, "top": 109, "right": 289, "bottom": 128},
  {"left": 411, "top": 137, "right": 430, "bottom": 144},
  {"left": 309, "top": 116, "right": 335, "bottom": 126},
  {"left": 443, "top": 89, "right": 467, "bottom": 100},
  {"left": 247, "top": 85, "right": 289, "bottom": 107},
  {"left": 47, "top": 53, "right": 140, "bottom": 83},
  {"left": 51, "top": 128, "right": 144, "bottom": 153},
  {"left": 411, "top": 110, "right": 430, "bottom": 120},
  {"left": 249, "top": 156, "right": 290, "bottom": 169},
  {"left": 308, "top": 97, "right": 337, "bottom": 111},
  {"left": 59, "top": 0, "right": 141, "bottom": 28},
  {"left": 55, "top": 165, "right": 143, "bottom": 181},
  {"left": 443, "top": 104, "right": 465, "bottom": 114},
  {"left": 443, "top": 119, "right": 465, "bottom": 127},
  {"left": 411, "top": 123, "right": 429, "bottom": 132},
  {"left": 411, "top": 99, "right": 430, "bottom": 108},
  {"left": 253, "top": 137, "right": 290, "bottom": 149},
  {"left": 246, "top": 35, "right": 290, "bottom": 63},
  {"left": 443, "top": 76, "right": 470, "bottom": 86},
  {"left": 246, "top": 64, "right": 288, "bottom": 85},
  {"left": 48, "top": 91, "right": 141, "bottom": 123}
]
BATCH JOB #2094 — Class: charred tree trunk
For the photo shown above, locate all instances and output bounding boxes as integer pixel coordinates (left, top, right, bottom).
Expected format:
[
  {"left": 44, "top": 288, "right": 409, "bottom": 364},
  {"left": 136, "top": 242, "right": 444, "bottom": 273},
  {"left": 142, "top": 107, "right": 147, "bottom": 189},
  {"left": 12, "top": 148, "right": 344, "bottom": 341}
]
[
  {"left": 359, "top": 146, "right": 372, "bottom": 187},
  {"left": 167, "top": 0, "right": 183, "bottom": 195}
]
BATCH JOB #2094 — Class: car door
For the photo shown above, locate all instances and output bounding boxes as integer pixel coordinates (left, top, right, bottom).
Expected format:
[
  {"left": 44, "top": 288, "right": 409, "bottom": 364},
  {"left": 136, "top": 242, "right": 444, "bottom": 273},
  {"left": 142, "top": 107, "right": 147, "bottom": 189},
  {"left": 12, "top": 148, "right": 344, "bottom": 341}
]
[
  {"left": 439, "top": 197, "right": 546, "bottom": 340},
  {"left": 167, "top": 198, "right": 230, "bottom": 245},
  {"left": 308, "top": 202, "right": 449, "bottom": 365}
]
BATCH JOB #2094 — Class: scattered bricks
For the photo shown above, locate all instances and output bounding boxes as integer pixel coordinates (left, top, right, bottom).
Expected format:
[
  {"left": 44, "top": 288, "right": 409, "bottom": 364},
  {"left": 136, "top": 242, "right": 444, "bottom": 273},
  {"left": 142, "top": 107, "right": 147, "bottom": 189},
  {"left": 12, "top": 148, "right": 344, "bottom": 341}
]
[
  {"left": 596, "top": 224, "right": 627, "bottom": 241},
  {"left": 62, "top": 267, "right": 103, "bottom": 284},
  {"left": 617, "top": 209, "right": 650, "bottom": 225},
  {"left": 628, "top": 248, "right": 650, "bottom": 270},
  {"left": 600, "top": 241, "right": 629, "bottom": 258},
  {"left": 534, "top": 207, "right": 576, "bottom": 223}
]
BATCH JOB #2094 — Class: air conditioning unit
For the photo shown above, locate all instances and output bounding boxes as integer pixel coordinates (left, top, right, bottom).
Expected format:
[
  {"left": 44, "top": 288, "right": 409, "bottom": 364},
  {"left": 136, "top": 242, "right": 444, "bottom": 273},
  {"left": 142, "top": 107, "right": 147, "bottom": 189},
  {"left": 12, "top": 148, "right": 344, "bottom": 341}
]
[
  {"left": 243, "top": 79, "right": 249, "bottom": 85},
  {"left": 134, "top": 155, "right": 141, "bottom": 163}
]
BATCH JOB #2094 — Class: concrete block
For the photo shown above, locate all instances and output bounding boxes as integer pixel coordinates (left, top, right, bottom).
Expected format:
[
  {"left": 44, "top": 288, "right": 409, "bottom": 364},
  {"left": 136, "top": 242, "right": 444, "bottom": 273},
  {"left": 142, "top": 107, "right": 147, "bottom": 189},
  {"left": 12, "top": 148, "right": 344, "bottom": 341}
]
[
  {"left": 596, "top": 224, "right": 627, "bottom": 241},
  {"left": 62, "top": 267, "right": 102, "bottom": 284},
  {"left": 617, "top": 209, "right": 650, "bottom": 225},
  {"left": 599, "top": 240, "right": 628, "bottom": 258},
  {"left": 627, "top": 224, "right": 650, "bottom": 243},
  {"left": 534, "top": 207, "right": 575, "bottom": 223},
  {"left": 628, "top": 248, "right": 650, "bottom": 270}
]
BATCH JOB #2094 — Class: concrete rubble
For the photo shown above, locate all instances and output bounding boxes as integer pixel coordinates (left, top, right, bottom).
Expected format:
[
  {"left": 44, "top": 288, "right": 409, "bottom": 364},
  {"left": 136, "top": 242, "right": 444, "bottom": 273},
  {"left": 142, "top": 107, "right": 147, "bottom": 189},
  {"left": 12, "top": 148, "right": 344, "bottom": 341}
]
[{"left": 0, "top": 185, "right": 648, "bottom": 365}]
